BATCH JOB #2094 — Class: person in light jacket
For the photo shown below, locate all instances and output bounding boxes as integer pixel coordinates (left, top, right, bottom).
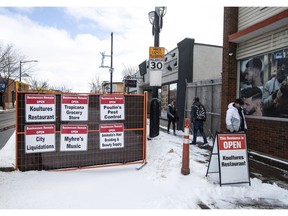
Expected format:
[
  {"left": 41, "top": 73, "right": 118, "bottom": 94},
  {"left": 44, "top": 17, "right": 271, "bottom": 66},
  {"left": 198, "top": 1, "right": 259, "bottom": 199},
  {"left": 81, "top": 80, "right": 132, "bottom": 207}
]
[{"left": 226, "top": 98, "right": 247, "bottom": 132}]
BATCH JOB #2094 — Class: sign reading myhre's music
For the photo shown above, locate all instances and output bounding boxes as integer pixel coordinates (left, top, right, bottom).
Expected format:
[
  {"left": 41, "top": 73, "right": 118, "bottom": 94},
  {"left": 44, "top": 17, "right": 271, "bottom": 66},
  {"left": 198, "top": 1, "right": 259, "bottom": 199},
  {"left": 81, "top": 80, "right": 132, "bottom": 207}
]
[
  {"left": 25, "top": 125, "right": 56, "bottom": 153},
  {"left": 25, "top": 95, "right": 56, "bottom": 122},
  {"left": 99, "top": 124, "right": 124, "bottom": 149},
  {"left": 100, "top": 95, "right": 125, "bottom": 121},
  {"left": 61, "top": 95, "right": 89, "bottom": 121},
  {"left": 60, "top": 125, "right": 88, "bottom": 151}
]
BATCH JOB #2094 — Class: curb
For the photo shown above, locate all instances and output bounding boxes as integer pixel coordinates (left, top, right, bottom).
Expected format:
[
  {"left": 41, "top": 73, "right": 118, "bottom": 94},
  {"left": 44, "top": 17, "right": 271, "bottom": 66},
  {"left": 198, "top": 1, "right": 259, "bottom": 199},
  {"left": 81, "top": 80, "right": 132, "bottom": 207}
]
[{"left": 248, "top": 150, "right": 288, "bottom": 171}]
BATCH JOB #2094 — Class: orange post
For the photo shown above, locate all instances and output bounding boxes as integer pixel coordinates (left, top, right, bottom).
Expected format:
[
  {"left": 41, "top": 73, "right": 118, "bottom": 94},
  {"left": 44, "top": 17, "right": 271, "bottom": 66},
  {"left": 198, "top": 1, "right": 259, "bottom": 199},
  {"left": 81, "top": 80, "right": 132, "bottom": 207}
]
[{"left": 181, "top": 118, "right": 190, "bottom": 175}]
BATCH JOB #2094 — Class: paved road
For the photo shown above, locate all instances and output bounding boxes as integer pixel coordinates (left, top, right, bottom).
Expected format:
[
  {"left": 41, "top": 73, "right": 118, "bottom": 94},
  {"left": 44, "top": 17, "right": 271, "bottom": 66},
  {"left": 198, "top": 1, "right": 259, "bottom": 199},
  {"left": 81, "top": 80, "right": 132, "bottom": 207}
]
[{"left": 0, "top": 110, "right": 16, "bottom": 149}]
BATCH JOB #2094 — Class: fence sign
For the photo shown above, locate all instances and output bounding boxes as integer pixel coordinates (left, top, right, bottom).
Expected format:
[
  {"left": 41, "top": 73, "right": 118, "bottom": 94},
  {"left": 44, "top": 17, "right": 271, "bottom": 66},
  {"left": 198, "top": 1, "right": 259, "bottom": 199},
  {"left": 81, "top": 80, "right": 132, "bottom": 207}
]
[
  {"left": 61, "top": 95, "right": 89, "bottom": 121},
  {"left": 25, "top": 94, "right": 56, "bottom": 122},
  {"left": 60, "top": 125, "right": 88, "bottom": 151},
  {"left": 100, "top": 95, "right": 125, "bottom": 121},
  {"left": 206, "top": 133, "right": 250, "bottom": 186},
  {"left": 25, "top": 125, "right": 56, "bottom": 153},
  {"left": 99, "top": 124, "right": 124, "bottom": 149}
]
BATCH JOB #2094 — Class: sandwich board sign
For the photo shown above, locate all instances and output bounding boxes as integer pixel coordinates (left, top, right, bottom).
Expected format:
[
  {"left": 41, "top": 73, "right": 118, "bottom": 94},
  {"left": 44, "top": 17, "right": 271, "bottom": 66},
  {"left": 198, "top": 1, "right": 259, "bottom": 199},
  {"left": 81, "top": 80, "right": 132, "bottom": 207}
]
[{"left": 206, "top": 132, "right": 251, "bottom": 186}]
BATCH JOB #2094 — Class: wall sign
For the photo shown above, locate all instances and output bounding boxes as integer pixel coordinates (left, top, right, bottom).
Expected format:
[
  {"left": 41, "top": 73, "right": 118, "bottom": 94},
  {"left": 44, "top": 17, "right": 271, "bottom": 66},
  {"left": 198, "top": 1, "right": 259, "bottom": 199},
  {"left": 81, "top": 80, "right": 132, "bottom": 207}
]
[
  {"left": 25, "top": 94, "right": 56, "bottom": 122},
  {"left": 99, "top": 124, "right": 124, "bottom": 149},
  {"left": 61, "top": 95, "right": 89, "bottom": 121},
  {"left": 206, "top": 133, "right": 250, "bottom": 186},
  {"left": 25, "top": 125, "right": 56, "bottom": 153},
  {"left": 100, "top": 95, "right": 125, "bottom": 121},
  {"left": 60, "top": 125, "right": 88, "bottom": 151}
]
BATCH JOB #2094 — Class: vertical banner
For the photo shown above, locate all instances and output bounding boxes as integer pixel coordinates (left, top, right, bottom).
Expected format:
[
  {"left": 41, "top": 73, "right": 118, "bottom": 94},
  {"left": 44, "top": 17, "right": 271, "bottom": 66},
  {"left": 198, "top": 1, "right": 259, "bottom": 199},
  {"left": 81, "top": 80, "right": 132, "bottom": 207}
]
[
  {"left": 60, "top": 125, "right": 88, "bottom": 151},
  {"left": 61, "top": 95, "right": 89, "bottom": 121},
  {"left": 99, "top": 124, "right": 124, "bottom": 149},
  {"left": 100, "top": 95, "right": 125, "bottom": 121},
  {"left": 25, "top": 95, "right": 56, "bottom": 122},
  {"left": 25, "top": 125, "right": 56, "bottom": 153}
]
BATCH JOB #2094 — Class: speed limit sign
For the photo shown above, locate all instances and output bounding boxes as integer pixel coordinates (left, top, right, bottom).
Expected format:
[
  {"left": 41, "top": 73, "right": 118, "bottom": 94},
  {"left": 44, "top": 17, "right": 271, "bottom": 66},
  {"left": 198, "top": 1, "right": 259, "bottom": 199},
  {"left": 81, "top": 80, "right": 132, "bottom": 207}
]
[{"left": 149, "top": 58, "right": 164, "bottom": 71}]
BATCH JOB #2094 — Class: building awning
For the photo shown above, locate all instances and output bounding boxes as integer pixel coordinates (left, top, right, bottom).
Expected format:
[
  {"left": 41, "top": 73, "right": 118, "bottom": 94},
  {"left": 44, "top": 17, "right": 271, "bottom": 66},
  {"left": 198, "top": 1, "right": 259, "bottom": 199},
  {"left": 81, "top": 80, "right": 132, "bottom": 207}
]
[{"left": 229, "top": 9, "right": 288, "bottom": 43}]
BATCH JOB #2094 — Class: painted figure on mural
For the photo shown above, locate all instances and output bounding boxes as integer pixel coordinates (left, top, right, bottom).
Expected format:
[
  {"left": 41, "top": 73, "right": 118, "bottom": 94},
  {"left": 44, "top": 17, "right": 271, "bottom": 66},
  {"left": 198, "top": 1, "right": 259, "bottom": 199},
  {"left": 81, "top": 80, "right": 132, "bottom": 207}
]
[
  {"left": 240, "top": 57, "right": 263, "bottom": 90},
  {"left": 240, "top": 86, "right": 263, "bottom": 116},
  {"left": 262, "top": 58, "right": 288, "bottom": 117}
]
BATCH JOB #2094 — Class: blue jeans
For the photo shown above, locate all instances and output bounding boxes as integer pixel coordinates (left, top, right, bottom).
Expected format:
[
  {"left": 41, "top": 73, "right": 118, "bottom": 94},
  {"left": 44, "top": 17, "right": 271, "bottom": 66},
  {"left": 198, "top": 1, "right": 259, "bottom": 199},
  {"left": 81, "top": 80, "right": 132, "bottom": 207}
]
[{"left": 192, "top": 121, "right": 208, "bottom": 143}]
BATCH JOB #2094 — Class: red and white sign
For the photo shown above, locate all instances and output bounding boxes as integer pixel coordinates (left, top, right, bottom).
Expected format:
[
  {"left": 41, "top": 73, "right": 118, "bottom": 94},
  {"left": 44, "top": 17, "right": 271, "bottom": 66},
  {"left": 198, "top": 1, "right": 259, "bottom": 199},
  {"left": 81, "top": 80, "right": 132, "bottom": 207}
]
[
  {"left": 61, "top": 95, "right": 89, "bottom": 121},
  {"left": 25, "top": 95, "right": 56, "bottom": 122},
  {"left": 100, "top": 95, "right": 125, "bottom": 121},
  {"left": 25, "top": 125, "right": 56, "bottom": 153},
  {"left": 218, "top": 133, "right": 250, "bottom": 185},
  {"left": 99, "top": 124, "right": 124, "bottom": 149},
  {"left": 60, "top": 125, "right": 88, "bottom": 151}
]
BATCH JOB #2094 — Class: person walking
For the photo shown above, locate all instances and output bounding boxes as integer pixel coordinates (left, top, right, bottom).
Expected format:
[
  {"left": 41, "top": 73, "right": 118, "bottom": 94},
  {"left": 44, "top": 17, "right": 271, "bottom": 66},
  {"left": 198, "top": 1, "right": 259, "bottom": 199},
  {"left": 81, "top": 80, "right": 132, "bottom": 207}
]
[
  {"left": 226, "top": 98, "right": 247, "bottom": 132},
  {"left": 190, "top": 96, "right": 208, "bottom": 145},
  {"left": 166, "top": 99, "right": 177, "bottom": 135}
]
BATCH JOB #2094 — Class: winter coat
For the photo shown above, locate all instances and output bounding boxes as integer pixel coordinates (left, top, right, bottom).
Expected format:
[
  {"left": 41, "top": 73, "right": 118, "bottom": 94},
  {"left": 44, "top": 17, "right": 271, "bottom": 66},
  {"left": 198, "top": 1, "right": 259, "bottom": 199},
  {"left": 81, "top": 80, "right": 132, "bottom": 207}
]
[
  {"left": 226, "top": 102, "right": 247, "bottom": 132},
  {"left": 167, "top": 104, "right": 176, "bottom": 120}
]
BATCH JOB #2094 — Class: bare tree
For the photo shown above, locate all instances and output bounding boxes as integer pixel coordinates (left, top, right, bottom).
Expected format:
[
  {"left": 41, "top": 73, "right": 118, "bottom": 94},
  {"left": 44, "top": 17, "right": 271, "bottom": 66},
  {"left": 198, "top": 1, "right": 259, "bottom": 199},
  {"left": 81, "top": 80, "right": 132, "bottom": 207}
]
[
  {"left": 27, "top": 77, "right": 49, "bottom": 93},
  {"left": 121, "top": 64, "right": 138, "bottom": 79},
  {"left": 89, "top": 75, "right": 102, "bottom": 93},
  {"left": 0, "top": 42, "right": 27, "bottom": 108},
  {"left": 50, "top": 84, "right": 73, "bottom": 93}
]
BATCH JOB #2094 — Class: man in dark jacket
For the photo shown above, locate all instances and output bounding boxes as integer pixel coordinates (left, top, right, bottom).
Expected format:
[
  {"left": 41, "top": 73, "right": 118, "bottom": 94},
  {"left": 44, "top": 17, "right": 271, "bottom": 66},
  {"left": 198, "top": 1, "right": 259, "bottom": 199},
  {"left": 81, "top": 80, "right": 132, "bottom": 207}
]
[
  {"left": 190, "top": 97, "right": 208, "bottom": 145},
  {"left": 167, "top": 99, "right": 177, "bottom": 135}
]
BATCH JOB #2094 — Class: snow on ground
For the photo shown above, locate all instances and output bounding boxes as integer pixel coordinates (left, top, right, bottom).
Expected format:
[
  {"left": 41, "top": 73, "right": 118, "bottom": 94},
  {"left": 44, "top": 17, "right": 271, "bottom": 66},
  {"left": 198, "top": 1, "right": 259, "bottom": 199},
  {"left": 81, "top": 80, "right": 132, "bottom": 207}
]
[{"left": 0, "top": 125, "right": 288, "bottom": 213}]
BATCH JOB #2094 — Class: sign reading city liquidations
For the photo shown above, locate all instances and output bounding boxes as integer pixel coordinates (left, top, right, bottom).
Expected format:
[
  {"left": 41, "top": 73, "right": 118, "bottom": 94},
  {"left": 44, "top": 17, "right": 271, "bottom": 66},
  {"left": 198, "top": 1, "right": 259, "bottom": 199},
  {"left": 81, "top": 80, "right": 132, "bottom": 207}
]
[
  {"left": 100, "top": 95, "right": 125, "bottom": 120},
  {"left": 206, "top": 133, "right": 250, "bottom": 186},
  {"left": 25, "top": 125, "right": 56, "bottom": 153}
]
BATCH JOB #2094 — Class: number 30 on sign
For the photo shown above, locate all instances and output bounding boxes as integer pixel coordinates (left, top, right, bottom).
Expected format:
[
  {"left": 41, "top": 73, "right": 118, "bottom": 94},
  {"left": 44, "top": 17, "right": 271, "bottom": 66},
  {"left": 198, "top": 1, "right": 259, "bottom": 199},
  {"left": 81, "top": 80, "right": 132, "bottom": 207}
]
[{"left": 149, "top": 59, "right": 164, "bottom": 71}]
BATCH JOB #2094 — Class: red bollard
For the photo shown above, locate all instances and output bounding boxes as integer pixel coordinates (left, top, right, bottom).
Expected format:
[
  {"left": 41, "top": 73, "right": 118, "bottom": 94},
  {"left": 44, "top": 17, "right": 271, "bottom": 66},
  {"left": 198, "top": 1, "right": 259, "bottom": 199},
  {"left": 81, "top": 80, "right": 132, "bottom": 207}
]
[{"left": 181, "top": 118, "right": 190, "bottom": 175}]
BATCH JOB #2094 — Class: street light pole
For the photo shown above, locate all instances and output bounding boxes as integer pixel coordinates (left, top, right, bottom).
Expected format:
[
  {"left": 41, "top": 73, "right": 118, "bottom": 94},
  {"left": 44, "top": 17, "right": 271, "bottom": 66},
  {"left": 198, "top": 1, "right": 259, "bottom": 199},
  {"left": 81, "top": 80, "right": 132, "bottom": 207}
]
[
  {"left": 110, "top": 32, "right": 113, "bottom": 94},
  {"left": 19, "top": 60, "right": 38, "bottom": 91},
  {"left": 148, "top": 7, "right": 166, "bottom": 138}
]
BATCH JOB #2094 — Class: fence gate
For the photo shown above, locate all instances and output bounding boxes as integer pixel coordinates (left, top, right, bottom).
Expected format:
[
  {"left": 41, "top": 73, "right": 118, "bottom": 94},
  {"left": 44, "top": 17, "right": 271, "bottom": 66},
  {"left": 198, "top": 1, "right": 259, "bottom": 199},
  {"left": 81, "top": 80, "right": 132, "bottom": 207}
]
[{"left": 16, "top": 92, "right": 147, "bottom": 171}]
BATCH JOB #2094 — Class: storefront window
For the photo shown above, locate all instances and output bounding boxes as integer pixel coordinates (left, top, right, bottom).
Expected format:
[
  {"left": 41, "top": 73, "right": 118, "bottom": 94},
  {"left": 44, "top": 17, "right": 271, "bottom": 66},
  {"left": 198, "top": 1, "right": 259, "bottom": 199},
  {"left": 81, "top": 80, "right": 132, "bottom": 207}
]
[
  {"left": 239, "top": 48, "right": 288, "bottom": 118},
  {"left": 161, "top": 83, "right": 177, "bottom": 119}
]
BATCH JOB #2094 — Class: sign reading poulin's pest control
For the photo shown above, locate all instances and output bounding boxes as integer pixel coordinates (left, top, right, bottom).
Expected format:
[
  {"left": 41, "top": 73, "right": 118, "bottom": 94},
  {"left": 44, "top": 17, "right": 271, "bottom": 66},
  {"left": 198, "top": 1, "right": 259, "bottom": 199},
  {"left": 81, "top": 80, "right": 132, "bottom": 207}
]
[
  {"left": 60, "top": 125, "right": 88, "bottom": 151},
  {"left": 25, "top": 125, "right": 56, "bottom": 153},
  {"left": 100, "top": 95, "right": 125, "bottom": 121},
  {"left": 25, "top": 95, "right": 56, "bottom": 122},
  {"left": 61, "top": 95, "right": 89, "bottom": 121},
  {"left": 99, "top": 124, "right": 124, "bottom": 149}
]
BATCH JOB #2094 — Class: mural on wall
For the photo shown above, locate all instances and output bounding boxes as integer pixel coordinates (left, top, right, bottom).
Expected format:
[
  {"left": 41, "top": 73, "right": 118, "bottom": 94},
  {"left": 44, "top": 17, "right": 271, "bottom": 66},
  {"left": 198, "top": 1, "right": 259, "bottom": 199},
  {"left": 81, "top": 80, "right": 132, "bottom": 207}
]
[{"left": 239, "top": 49, "right": 288, "bottom": 118}]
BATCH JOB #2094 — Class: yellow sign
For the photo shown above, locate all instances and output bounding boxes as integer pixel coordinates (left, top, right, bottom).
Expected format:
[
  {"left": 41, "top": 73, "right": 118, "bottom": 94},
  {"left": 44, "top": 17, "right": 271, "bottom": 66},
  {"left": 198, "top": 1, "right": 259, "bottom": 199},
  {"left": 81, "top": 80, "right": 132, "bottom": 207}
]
[{"left": 149, "top": 47, "right": 165, "bottom": 59}]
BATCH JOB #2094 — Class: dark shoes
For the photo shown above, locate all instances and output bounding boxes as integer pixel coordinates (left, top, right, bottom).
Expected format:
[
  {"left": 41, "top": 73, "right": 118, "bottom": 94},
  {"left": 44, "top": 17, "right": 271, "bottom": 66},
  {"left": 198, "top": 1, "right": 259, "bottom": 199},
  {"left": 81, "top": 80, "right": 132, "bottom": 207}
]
[{"left": 190, "top": 142, "right": 196, "bottom": 145}]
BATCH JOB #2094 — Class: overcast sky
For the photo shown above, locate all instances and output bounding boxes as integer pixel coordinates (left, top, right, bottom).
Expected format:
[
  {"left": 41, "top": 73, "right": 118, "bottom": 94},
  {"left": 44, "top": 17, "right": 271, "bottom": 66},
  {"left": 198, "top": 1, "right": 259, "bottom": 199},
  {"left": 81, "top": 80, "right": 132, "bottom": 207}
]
[{"left": 0, "top": 0, "right": 283, "bottom": 92}]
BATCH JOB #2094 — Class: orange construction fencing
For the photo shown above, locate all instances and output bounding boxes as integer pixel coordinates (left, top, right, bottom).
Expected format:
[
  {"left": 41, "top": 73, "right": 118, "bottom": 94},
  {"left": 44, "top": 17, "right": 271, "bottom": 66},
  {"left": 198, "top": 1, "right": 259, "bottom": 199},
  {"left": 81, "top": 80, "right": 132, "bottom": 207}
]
[{"left": 16, "top": 91, "right": 147, "bottom": 171}]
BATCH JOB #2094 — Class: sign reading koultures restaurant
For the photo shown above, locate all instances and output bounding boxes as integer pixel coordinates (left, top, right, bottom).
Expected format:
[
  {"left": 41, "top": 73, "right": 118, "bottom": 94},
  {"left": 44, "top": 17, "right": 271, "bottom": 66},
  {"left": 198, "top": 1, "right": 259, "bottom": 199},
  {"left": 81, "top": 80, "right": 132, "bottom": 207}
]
[
  {"left": 61, "top": 95, "right": 89, "bottom": 121},
  {"left": 100, "top": 95, "right": 125, "bottom": 121},
  {"left": 25, "top": 94, "right": 56, "bottom": 122}
]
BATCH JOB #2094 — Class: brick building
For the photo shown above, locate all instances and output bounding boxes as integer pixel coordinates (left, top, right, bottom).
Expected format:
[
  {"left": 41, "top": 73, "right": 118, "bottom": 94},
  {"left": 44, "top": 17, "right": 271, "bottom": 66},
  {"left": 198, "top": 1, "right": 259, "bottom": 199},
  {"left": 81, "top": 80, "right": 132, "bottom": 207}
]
[{"left": 222, "top": 7, "right": 288, "bottom": 162}]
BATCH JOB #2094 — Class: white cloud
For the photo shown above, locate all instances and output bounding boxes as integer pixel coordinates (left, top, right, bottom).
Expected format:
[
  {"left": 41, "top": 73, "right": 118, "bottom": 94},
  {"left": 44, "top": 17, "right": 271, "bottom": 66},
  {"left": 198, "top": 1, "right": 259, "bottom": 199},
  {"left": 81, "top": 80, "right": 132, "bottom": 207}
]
[{"left": 0, "top": 5, "right": 224, "bottom": 92}]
